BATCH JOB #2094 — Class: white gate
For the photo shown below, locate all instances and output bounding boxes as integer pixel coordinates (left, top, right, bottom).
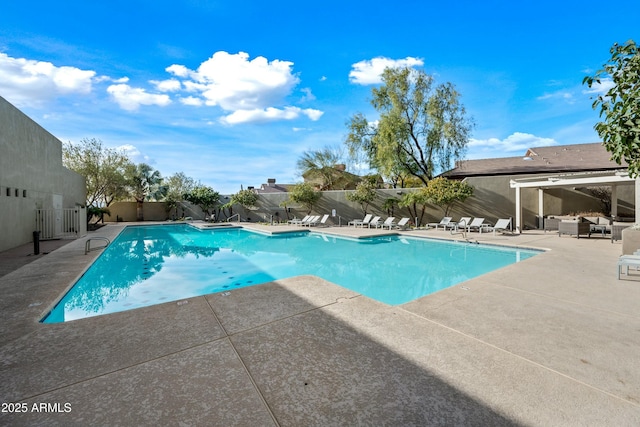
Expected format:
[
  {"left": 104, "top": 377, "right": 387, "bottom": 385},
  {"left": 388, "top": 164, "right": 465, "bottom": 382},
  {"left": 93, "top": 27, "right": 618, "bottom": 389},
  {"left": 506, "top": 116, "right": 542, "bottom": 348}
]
[{"left": 35, "top": 207, "right": 87, "bottom": 240}]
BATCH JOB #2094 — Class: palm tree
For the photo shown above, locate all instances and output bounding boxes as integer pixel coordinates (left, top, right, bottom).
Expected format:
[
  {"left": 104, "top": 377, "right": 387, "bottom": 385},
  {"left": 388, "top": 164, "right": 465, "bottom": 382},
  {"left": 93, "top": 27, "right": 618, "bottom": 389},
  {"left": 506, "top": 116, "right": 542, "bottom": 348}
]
[{"left": 126, "top": 163, "right": 167, "bottom": 221}]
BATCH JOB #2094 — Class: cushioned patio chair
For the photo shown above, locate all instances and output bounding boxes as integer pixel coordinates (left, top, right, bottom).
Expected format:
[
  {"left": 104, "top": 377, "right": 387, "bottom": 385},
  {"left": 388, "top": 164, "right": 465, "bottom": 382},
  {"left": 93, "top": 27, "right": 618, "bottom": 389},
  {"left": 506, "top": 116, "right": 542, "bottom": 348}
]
[{"left": 558, "top": 221, "right": 591, "bottom": 238}]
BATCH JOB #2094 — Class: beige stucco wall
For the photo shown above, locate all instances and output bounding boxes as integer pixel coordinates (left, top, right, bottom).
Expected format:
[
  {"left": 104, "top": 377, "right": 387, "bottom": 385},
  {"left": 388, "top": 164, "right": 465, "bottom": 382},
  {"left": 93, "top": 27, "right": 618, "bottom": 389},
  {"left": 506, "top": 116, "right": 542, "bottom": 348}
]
[
  {"left": 104, "top": 174, "right": 634, "bottom": 231},
  {"left": 0, "top": 96, "right": 86, "bottom": 252},
  {"left": 103, "top": 177, "right": 634, "bottom": 231},
  {"left": 104, "top": 201, "right": 199, "bottom": 222}
]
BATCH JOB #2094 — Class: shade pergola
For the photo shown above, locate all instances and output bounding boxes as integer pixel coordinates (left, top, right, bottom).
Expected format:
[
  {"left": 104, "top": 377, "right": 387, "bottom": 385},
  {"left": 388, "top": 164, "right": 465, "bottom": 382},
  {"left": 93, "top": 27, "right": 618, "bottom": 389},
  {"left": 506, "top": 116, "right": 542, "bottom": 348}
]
[{"left": 509, "top": 170, "right": 637, "bottom": 232}]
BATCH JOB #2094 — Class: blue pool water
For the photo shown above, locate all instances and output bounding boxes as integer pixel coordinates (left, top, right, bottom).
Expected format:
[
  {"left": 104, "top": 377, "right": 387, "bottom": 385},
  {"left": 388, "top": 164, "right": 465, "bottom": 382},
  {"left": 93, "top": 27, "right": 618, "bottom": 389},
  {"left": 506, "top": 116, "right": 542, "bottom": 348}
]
[{"left": 43, "top": 224, "right": 540, "bottom": 323}]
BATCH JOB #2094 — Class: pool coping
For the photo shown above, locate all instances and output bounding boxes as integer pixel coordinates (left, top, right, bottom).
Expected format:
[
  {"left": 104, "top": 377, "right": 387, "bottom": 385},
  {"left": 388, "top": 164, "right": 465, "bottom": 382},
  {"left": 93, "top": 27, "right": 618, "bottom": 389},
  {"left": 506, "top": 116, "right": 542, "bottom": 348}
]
[{"left": 40, "top": 222, "right": 544, "bottom": 322}]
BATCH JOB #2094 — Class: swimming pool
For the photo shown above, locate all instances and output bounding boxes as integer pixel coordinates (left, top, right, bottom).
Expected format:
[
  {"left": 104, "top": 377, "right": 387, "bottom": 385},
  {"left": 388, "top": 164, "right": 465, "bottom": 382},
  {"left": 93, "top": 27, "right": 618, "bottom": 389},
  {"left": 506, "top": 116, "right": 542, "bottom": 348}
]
[{"left": 43, "top": 224, "right": 541, "bottom": 323}]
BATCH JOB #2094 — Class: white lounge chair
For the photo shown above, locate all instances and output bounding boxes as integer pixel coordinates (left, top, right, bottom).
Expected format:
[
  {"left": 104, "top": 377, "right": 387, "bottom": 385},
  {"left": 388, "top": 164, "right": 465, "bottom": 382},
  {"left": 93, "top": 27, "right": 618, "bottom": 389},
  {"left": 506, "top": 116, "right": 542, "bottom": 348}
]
[
  {"left": 466, "top": 217, "right": 488, "bottom": 232},
  {"left": 485, "top": 218, "right": 512, "bottom": 235},
  {"left": 617, "top": 254, "right": 640, "bottom": 279},
  {"left": 301, "top": 215, "right": 320, "bottom": 226},
  {"left": 349, "top": 214, "right": 372, "bottom": 227},
  {"left": 307, "top": 214, "right": 330, "bottom": 227},
  {"left": 288, "top": 215, "right": 310, "bottom": 225},
  {"left": 445, "top": 217, "right": 471, "bottom": 231},
  {"left": 367, "top": 216, "right": 382, "bottom": 228},
  {"left": 375, "top": 217, "right": 396, "bottom": 229},
  {"left": 427, "top": 217, "right": 452, "bottom": 230},
  {"left": 393, "top": 217, "right": 411, "bottom": 230}
]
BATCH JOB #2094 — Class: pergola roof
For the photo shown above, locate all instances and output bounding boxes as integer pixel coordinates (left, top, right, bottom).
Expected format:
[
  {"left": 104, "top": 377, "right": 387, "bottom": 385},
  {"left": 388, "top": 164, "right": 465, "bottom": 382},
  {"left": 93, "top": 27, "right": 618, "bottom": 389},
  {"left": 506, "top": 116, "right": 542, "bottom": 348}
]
[
  {"left": 509, "top": 169, "right": 635, "bottom": 189},
  {"left": 509, "top": 169, "right": 636, "bottom": 232}
]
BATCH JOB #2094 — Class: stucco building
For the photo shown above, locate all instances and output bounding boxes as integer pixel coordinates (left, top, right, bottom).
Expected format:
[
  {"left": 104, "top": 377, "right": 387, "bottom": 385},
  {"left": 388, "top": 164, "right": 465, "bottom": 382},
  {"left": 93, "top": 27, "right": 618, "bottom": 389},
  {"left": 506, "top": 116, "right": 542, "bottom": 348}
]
[{"left": 0, "top": 96, "right": 86, "bottom": 252}]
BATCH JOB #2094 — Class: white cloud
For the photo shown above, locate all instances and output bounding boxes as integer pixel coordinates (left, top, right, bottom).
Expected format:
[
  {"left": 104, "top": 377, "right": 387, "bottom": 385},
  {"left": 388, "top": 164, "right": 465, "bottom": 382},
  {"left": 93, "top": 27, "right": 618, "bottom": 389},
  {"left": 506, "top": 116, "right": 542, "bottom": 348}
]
[
  {"left": 166, "top": 64, "right": 190, "bottom": 78},
  {"left": 166, "top": 51, "right": 322, "bottom": 124},
  {"left": 299, "top": 87, "right": 315, "bottom": 102},
  {"left": 151, "top": 78, "right": 181, "bottom": 92},
  {"left": 106, "top": 83, "right": 171, "bottom": 111},
  {"left": 349, "top": 56, "right": 424, "bottom": 85},
  {"left": 0, "top": 52, "right": 95, "bottom": 106},
  {"left": 195, "top": 51, "right": 298, "bottom": 110},
  {"left": 468, "top": 132, "right": 557, "bottom": 157},
  {"left": 116, "top": 144, "right": 153, "bottom": 164},
  {"left": 537, "top": 90, "right": 575, "bottom": 103},
  {"left": 179, "top": 96, "right": 203, "bottom": 106},
  {"left": 117, "top": 144, "right": 141, "bottom": 157},
  {"left": 582, "top": 77, "right": 615, "bottom": 95},
  {"left": 221, "top": 106, "right": 323, "bottom": 125}
]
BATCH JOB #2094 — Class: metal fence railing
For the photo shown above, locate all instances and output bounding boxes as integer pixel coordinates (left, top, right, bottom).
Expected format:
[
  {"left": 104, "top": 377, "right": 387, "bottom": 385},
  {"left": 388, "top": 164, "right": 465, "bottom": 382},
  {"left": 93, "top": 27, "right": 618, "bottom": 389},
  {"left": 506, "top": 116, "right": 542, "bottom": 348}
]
[{"left": 35, "top": 208, "right": 87, "bottom": 240}]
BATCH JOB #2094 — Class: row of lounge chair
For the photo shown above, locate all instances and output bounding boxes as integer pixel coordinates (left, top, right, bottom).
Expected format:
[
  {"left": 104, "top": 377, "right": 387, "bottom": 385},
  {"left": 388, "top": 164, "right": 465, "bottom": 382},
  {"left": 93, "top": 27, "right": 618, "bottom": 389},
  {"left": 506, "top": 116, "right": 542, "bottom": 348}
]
[
  {"left": 287, "top": 214, "right": 330, "bottom": 227},
  {"left": 347, "top": 214, "right": 411, "bottom": 230},
  {"left": 287, "top": 213, "right": 511, "bottom": 235},
  {"left": 427, "top": 216, "right": 513, "bottom": 236}
]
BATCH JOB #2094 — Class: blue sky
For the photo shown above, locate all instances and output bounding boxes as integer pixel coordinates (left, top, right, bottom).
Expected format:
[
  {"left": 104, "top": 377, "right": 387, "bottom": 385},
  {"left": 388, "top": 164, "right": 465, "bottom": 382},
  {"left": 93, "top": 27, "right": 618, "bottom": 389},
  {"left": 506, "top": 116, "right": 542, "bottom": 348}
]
[{"left": 1, "top": 1, "right": 637, "bottom": 194}]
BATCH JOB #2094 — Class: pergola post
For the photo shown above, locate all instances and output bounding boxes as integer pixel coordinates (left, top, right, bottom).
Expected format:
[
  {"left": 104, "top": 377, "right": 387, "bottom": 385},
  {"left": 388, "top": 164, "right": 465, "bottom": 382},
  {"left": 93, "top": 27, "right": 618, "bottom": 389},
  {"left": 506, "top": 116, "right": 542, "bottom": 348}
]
[
  {"left": 611, "top": 184, "right": 618, "bottom": 219},
  {"left": 636, "top": 179, "right": 640, "bottom": 224},
  {"left": 515, "top": 185, "right": 522, "bottom": 233},
  {"left": 538, "top": 188, "right": 544, "bottom": 229}
]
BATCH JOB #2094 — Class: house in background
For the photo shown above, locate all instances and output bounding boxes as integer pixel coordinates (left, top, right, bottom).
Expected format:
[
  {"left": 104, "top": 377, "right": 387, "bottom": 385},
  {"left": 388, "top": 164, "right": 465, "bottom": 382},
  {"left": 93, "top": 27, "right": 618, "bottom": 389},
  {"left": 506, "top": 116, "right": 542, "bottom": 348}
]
[
  {"left": 255, "top": 178, "right": 292, "bottom": 194},
  {"left": 0, "top": 96, "right": 86, "bottom": 252},
  {"left": 442, "top": 143, "right": 636, "bottom": 230}
]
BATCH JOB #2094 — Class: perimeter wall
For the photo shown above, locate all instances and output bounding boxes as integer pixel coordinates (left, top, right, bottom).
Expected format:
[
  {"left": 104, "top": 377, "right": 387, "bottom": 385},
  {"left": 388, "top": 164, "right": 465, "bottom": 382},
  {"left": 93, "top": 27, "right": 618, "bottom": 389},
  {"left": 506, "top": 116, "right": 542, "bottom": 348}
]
[{"left": 104, "top": 176, "right": 635, "bottom": 230}]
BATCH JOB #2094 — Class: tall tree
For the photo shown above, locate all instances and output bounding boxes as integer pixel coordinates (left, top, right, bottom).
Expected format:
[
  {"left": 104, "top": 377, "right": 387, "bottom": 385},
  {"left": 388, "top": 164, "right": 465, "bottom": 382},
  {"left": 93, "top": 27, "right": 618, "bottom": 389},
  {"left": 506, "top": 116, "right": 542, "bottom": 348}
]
[
  {"left": 165, "top": 172, "right": 197, "bottom": 218},
  {"left": 346, "top": 67, "right": 474, "bottom": 185},
  {"left": 286, "top": 183, "right": 321, "bottom": 214},
  {"left": 184, "top": 185, "right": 221, "bottom": 220},
  {"left": 584, "top": 40, "right": 640, "bottom": 177},
  {"left": 62, "top": 138, "right": 132, "bottom": 208},
  {"left": 345, "top": 180, "right": 377, "bottom": 215},
  {"left": 126, "top": 163, "right": 166, "bottom": 221},
  {"left": 421, "top": 177, "right": 473, "bottom": 216}
]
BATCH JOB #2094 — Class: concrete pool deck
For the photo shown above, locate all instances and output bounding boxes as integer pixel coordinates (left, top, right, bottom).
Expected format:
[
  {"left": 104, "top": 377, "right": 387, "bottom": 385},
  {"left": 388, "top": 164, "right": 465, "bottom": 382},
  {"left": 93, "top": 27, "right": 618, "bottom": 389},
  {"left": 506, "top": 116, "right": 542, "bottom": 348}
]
[{"left": 1, "top": 222, "right": 639, "bottom": 425}]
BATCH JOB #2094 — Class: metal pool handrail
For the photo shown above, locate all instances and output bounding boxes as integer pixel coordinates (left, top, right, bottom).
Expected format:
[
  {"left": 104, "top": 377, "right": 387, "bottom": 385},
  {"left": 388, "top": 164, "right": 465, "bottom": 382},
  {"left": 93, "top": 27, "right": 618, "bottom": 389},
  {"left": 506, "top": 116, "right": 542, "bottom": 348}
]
[{"left": 85, "top": 237, "right": 110, "bottom": 254}]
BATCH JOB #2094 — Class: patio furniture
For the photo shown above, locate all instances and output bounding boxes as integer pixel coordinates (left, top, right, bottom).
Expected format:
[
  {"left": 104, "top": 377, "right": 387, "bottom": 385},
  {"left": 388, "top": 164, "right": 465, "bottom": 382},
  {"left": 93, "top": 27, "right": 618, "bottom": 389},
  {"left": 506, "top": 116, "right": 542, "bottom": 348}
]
[
  {"left": 393, "top": 217, "right": 411, "bottom": 230},
  {"left": 485, "top": 219, "right": 513, "bottom": 236},
  {"left": 427, "top": 217, "right": 452, "bottom": 230},
  {"left": 466, "top": 217, "right": 489, "bottom": 233},
  {"left": 544, "top": 217, "right": 560, "bottom": 232},
  {"left": 617, "top": 255, "right": 640, "bottom": 279},
  {"left": 348, "top": 214, "right": 372, "bottom": 227},
  {"left": 300, "top": 215, "right": 319, "bottom": 226},
  {"left": 611, "top": 224, "right": 631, "bottom": 243},
  {"left": 375, "top": 217, "right": 396, "bottom": 229},
  {"left": 288, "top": 215, "right": 310, "bottom": 225},
  {"left": 367, "top": 216, "right": 382, "bottom": 228},
  {"left": 445, "top": 217, "right": 472, "bottom": 231},
  {"left": 558, "top": 221, "right": 591, "bottom": 238}
]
